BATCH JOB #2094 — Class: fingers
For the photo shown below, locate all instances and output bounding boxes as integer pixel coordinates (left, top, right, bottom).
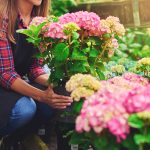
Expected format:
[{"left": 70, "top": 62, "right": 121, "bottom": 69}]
[
  {"left": 48, "top": 101, "right": 72, "bottom": 109},
  {"left": 47, "top": 86, "right": 54, "bottom": 94},
  {"left": 55, "top": 106, "right": 67, "bottom": 109},
  {"left": 52, "top": 94, "right": 72, "bottom": 101}
]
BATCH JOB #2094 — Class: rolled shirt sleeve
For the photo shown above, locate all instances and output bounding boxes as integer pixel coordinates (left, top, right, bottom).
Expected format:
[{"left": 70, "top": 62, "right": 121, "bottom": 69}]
[
  {"left": 0, "top": 30, "right": 21, "bottom": 89},
  {"left": 28, "top": 57, "right": 46, "bottom": 81}
]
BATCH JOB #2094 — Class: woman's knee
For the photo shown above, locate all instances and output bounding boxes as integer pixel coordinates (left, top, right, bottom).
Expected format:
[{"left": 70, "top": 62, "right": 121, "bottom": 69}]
[
  {"left": 10, "top": 97, "right": 37, "bottom": 125},
  {"left": 37, "top": 102, "right": 54, "bottom": 119}
]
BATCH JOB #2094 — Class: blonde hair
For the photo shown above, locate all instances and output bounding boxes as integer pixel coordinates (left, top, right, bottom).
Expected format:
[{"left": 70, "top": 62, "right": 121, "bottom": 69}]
[{"left": 0, "top": 0, "right": 51, "bottom": 43}]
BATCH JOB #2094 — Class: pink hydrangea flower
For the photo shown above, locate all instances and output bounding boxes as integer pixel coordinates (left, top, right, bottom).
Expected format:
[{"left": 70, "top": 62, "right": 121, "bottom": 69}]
[
  {"left": 124, "top": 85, "right": 150, "bottom": 113},
  {"left": 76, "top": 88, "right": 129, "bottom": 142},
  {"left": 75, "top": 75, "right": 149, "bottom": 142},
  {"left": 59, "top": 13, "right": 77, "bottom": 24},
  {"left": 107, "top": 116, "right": 129, "bottom": 142},
  {"left": 29, "top": 16, "right": 47, "bottom": 26},
  {"left": 43, "top": 23, "right": 66, "bottom": 39},
  {"left": 59, "top": 11, "right": 102, "bottom": 36},
  {"left": 123, "top": 72, "right": 149, "bottom": 86}
]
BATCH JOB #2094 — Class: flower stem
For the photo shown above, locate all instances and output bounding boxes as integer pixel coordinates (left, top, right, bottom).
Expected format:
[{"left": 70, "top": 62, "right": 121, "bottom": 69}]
[{"left": 139, "top": 144, "right": 143, "bottom": 150}]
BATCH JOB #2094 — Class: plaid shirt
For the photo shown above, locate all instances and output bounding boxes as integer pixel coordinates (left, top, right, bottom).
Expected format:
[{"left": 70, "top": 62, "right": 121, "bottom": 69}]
[{"left": 0, "top": 16, "right": 46, "bottom": 89}]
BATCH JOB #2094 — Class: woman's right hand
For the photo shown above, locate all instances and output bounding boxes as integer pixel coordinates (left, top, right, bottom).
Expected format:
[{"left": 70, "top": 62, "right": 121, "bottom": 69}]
[{"left": 42, "top": 86, "right": 73, "bottom": 109}]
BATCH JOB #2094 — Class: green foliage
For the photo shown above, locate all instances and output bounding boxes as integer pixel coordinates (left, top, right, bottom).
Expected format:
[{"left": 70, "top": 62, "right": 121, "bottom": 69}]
[
  {"left": 69, "top": 130, "right": 121, "bottom": 150},
  {"left": 72, "top": 100, "right": 84, "bottom": 114},
  {"left": 134, "top": 134, "right": 150, "bottom": 145},
  {"left": 128, "top": 114, "right": 144, "bottom": 129},
  {"left": 54, "top": 43, "right": 69, "bottom": 61},
  {"left": 51, "top": 0, "right": 77, "bottom": 16},
  {"left": 115, "top": 28, "right": 150, "bottom": 60}
]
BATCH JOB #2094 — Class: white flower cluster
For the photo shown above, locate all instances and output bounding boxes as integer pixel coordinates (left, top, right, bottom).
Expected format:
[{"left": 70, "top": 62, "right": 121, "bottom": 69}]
[{"left": 66, "top": 73, "right": 101, "bottom": 101}]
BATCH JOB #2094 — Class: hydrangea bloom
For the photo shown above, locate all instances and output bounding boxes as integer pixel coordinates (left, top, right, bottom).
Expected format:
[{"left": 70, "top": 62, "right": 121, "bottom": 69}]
[
  {"left": 111, "top": 65, "right": 125, "bottom": 74},
  {"left": 59, "top": 13, "right": 77, "bottom": 24},
  {"left": 43, "top": 23, "right": 66, "bottom": 39},
  {"left": 66, "top": 73, "right": 101, "bottom": 92},
  {"left": 108, "top": 76, "right": 142, "bottom": 90},
  {"left": 123, "top": 72, "right": 149, "bottom": 86},
  {"left": 138, "top": 57, "right": 150, "bottom": 65},
  {"left": 63, "top": 22, "right": 80, "bottom": 35},
  {"left": 124, "top": 85, "right": 150, "bottom": 113},
  {"left": 29, "top": 17, "right": 47, "bottom": 26},
  {"left": 101, "top": 16, "right": 125, "bottom": 36},
  {"left": 76, "top": 89, "right": 129, "bottom": 142},
  {"left": 71, "top": 87, "right": 94, "bottom": 101},
  {"left": 59, "top": 11, "right": 101, "bottom": 36},
  {"left": 75, "top": 73, "right": 150, "bottom": 142}
]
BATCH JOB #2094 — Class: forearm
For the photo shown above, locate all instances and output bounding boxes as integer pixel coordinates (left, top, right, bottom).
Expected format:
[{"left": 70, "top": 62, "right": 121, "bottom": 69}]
[
  {"left": 11, "top": 78, "right": 45, "bottom": 102},
  {"left": 34, "top": 74, "right": 50, "bottom": 87}
]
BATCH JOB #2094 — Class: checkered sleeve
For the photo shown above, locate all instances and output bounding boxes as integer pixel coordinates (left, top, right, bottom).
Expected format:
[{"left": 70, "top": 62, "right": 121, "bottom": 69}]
[
  {"left": 28, "top": 56, "right": 46, "bottom": 81},
  {"left": 0, "top": 19, "right": 21, "bottom": 89}
]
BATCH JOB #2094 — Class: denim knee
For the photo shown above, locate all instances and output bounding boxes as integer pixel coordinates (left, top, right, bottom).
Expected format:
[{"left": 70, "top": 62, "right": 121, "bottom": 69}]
[
  {"left": 36, "top": 102, "right": 54, "bottom": 119},
  {"left": 10, "top": 96, "right": 37, "bottom": 126},
  {"left": 0, "top": 97, "right": 37, "bottom": 136}
]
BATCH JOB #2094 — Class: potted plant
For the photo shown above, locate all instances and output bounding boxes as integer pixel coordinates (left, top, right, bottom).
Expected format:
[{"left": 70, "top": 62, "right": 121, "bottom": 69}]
[
  {"left": 17, "top": 11, "right": 125, "bottom": 86},
  {"left": 17, "top": 11, "right": 125, "bottom": 149}
]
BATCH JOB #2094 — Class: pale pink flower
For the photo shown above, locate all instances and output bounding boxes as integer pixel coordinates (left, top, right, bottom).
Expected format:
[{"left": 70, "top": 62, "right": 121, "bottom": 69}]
[
  {"left": 43, "top": 23, "right": 66, "bottom": 39},
  {"left": 112, "top": 38, "right": 119, "bottom": 49},
  {"left": 75, "top": 74, "right": 149, "bottom": 142},
  {"left": 76, "top": 88, "right": 129, "bottom": 141},
  {"left": 107, "top": 117, "right": 129, "bottom": 142},
  {"left": 59, "top": 11, "right": 102, "bottom": 36},
  {"left": 29, "top": 16, "right": 47, "bottom": 27},
  {"left": 59, "top": 13, "right": 77, "bottom": 24},
  {"left": 124, "top": 85, "right": 150, "bottom": 113},
  {"left": 123, "top": 72, "right": 149, "bottom": 86}
]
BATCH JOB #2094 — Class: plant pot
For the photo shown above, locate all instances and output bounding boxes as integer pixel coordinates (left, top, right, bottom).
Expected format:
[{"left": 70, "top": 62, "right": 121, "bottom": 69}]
[{"left": 53, "top": 82, "right": 77, "bottom": 150}]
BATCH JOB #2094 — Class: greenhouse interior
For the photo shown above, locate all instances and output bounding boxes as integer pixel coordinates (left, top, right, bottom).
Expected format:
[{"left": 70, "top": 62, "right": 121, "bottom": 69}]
[{"left": 0, "top": 0, "right": 150, "bottom": 150}]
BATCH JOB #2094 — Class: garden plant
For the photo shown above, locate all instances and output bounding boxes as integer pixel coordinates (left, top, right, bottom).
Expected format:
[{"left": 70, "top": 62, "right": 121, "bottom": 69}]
[{"left": 17, "top": 9, "right": 150, "bottom": 150}]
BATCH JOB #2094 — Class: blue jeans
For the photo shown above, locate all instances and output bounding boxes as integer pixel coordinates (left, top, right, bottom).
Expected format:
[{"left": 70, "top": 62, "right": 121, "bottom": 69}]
[{"left": 0, "top": 96, "right": 53, "bottom": 136}]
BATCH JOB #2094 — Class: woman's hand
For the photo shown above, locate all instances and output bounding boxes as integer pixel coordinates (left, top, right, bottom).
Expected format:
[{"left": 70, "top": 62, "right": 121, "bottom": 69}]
[{"left": 42, "top": 86, "right": 73, "bottom": 109}]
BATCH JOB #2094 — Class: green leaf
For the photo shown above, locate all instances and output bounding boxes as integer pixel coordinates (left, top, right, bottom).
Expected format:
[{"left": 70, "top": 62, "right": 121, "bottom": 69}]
[
  {"left": 134, "top": 134, "right": 146, "bottom": 145},
  {"left": 54, "top": 43, "right": 69, "bottom": 61},
  {"left": 122, "top": 134, "right": 138, "bottom": 150},
  {"left": 26, "top": 37, "right": 41, "bottom": 46},
  {"left": 69, "top": 132, "right": 85, "bottom": 145},
  {"left": 89, "top": 48, "right": 99, "bottom": 57},
  {"left": 119, "top": 43, "right": 128, "bottom": 51},
  {"left": 17, "top": 29, "right": 33, "bottom": 37},
  {"left": 128, "top": 114, "right": 144, "bottom": 129},
  {"left": 144, "top": 134, "right": 150, "bottom": 143},
  {"left": 95, "top": 61, "right": 105, "bottom": 71},
  {"left": 69, "top": 61, "right": 87, "bottom": 73},
  {"left": 73, "top": 100, "right": 84, "bottom": 114},
  {"left": 71, "top": 48, "right": 87, "bottom": 60},
  {"left": 28, "top": 22, "right": 47, "bottom": 37},
  {"left": 82, "top": 48, "right": 90, "bottom": 53},
  {"left": 130, "top": 43, "right": 142, "bottom": 49},
  {"left": 93, "top": 136, "right": 107, "bottom": 149},
  {"left": 96, "top": 69, "right": 105, "bottom": 80},
  {"left": 53, "top": 67, "right": 64, "bottom": 79},
  {"left": 89, "top": 66, "right": 97, "bottom": 77},
  {"left": 72, "top": 32, "right": 79, "bottom": 40}
]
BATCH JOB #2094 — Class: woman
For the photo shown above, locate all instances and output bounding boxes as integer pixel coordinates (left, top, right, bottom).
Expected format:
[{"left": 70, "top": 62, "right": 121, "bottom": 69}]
[{"left": 0, "top": 0, "right": 72, "bottom": 136}]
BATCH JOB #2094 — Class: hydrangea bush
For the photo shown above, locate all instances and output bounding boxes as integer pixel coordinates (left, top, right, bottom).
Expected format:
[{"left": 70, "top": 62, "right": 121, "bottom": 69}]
[
  {"left": 17, "top": 11, "right": 125, "bottom": 85},
  {"left": 66, "top": 73, "right": 150, "bottom": 150}
]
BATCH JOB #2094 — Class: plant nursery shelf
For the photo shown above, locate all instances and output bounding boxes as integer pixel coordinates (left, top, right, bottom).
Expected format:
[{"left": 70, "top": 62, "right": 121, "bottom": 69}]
[{"left": 74, "top": 0, "right": 150, "bottom": 27}]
